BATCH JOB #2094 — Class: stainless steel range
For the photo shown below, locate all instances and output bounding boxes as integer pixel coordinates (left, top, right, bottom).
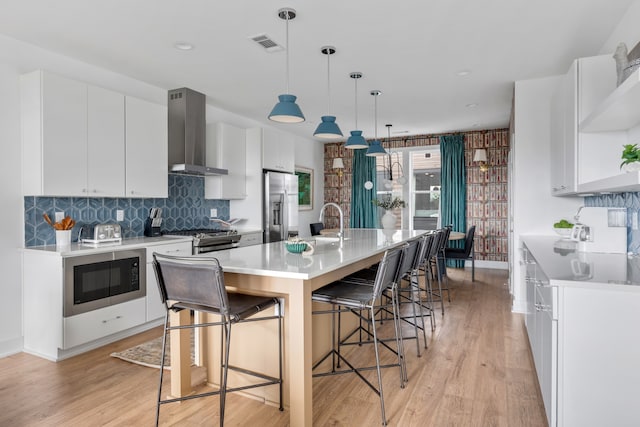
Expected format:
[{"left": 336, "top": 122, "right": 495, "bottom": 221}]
[{"left": 166, "top": 229, "right": 241, "bottom": 254}]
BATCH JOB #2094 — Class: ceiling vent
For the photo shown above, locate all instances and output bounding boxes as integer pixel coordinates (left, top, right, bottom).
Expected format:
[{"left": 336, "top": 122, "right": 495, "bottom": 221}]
[{"left": 249, "top": 34, "right": 284, "bottom": 52}]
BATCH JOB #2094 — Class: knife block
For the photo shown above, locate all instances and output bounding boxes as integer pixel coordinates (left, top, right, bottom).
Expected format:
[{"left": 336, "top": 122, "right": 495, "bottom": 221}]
[{"left": 144, "top": 218, "right": 161, "bottom": 237}]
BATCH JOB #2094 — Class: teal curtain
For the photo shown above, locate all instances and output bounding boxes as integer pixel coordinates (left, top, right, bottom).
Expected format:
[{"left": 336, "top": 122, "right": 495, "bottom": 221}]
[
  {"left": 350, "top": 149, "right": 377, "bottom": 228},
  {"left": 440, "top": 134, "right": 466, "bottom": 267}
]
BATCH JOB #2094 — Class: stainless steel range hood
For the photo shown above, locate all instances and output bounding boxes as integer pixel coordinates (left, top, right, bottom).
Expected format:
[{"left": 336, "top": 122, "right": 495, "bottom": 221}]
[{"left": 168, "top": 88, "right": 228, "bottom": 176}]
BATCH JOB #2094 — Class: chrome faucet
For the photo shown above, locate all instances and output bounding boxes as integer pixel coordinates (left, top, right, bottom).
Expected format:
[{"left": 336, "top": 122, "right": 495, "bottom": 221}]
[
  {"left": 319, "top": 202, "right": 344, "bottom": 239},
  {"left": 574, "top": 206, "right": 584, "bottom": 223}
]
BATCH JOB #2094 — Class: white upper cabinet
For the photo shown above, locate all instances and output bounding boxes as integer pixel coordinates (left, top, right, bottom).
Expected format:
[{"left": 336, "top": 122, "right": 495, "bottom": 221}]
[
  {"left": 87, "top": 86, "right": 125, "bottom": 197},
  {"left": 205, "top": 122, "right": 247, "bottom": 199},
  {"left": 550, "top": 61, "right": 577, "bottom": 195},
  {"left": 125, "top": 97, "right": 168, "bottom": 198},
  {"left": 260, "top": 128, "right": 295, "bottom": 173},
  {"left": 21, "top": 70, "right": 168, "bottom": 198},
  {"left": 550, "top": 55, "right": 629, "bottom": 196},
  {"left": 21, "top": 70, "right": 88, "bottom": 196}
]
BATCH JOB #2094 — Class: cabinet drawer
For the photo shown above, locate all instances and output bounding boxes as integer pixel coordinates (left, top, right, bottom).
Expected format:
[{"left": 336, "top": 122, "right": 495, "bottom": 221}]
[
  {"left": 237, "top": 232, "right": 262, "bottom": 247},
  {"left": 146, "top": 241, "right": 192, "bottom": 259},
  {"left": 63, "top": 298, "right": 146, "bottom": 349}
]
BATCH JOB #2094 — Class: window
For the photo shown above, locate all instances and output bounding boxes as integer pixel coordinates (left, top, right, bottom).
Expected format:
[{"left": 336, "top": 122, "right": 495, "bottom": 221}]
[
  {"left": 411, "top": 150, "right": 441, "bottom": 230},
  {"left": 373, "top": 149, "right": 441, "bottom": 230}
]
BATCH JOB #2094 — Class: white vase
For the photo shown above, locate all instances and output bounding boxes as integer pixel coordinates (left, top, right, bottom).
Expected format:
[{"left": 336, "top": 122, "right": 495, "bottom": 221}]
[
  {"left": 622, "top": 162, "right": 640, "bottom": 173},
  {"left": 381, "top": 210, "right": 397, "bottom": 230}
]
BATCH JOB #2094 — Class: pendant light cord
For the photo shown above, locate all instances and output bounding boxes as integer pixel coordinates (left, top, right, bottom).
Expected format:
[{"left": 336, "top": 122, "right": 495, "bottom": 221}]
[
  {"left": 374, "top": 94, "right": 378, "bottom": 140},
  {"left": 354, "top": 77, "right": 358, "bottom": 129},
  {"left": 326, "top": 52, "right": 331, "bottom": 114},
  {"left": 285, "top": 13, "right": 290, "bottom": 94}
]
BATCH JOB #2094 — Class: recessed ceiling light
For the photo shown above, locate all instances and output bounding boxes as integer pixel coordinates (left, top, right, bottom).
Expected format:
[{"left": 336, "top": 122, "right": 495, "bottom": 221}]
[
  {"left": 457, "top": 70, "right": 471, "bottom": 76},
  {"left": 174, "top": 42, "right": 194, "bottom": 51},
  {"left": 466, "top": 103, "right": 478, "bottom": 108}
]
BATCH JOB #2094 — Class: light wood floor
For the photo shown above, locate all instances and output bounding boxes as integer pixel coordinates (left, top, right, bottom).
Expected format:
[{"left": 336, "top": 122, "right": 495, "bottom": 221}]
[{"left": 0, "top": 268, "right": 547, "bottom": 426}]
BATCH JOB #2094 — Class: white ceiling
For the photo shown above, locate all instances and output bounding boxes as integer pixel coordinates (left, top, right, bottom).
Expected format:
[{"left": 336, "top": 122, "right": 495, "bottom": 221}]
[{"left": 0, "top": 0, "right": 634, "bottom": 141}]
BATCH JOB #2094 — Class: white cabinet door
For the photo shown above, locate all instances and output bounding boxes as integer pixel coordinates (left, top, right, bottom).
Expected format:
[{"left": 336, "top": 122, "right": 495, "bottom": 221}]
[
  {"left": 145, "top": 241, "right": 192, "bottom": 321},
  {"left": 63, "top": 298, "right": 146, "bottom": 349},
  {"left": 261, "top": 128, "right": 295, "bottom": 173},
  {"left": 87, "top": 85, "right": 125, "bottom": 197},
  {"left": 550, "top": 61, "right": 577, "bottom": 196},
  {"left": 205, "top": 122, "right": 247, "bottom": 199},
  {"left": 21, "top": 70, "right": 88, "bottom": 196},
  {"left": 237, "top": 231, "right": 263, "bottom": 247},
  {"left": 125, "top": 97, "right": 168, "bottom": 198}
]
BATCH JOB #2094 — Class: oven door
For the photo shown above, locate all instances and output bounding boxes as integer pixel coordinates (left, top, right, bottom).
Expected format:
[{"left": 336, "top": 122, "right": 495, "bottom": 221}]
[{"left": 193, "top": 242, "right": 239, "bottom": 254}]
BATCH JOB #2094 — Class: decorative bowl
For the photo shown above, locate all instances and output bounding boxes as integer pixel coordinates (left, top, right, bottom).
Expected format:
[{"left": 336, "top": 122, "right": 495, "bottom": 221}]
[
  {"left": 553, "top": 227, "right": 572, "bottom": 238},
  {"left": 285, "top": 241, "right": 309, "bottom": 254}
]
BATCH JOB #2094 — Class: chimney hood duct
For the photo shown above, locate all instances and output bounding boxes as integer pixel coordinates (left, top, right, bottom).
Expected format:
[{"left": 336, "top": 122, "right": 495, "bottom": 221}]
[{"left": 168, "top": 88, "right": 228, "bottom": 176}]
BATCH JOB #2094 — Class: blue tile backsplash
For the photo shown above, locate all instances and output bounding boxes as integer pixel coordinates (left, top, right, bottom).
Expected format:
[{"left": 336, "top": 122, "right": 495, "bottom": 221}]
[
  {"left": 24, "top": 175, "right": 229, "bottom": 246},
  {"left": 585, "top": 192, "right": 640, "bottom": 253}
]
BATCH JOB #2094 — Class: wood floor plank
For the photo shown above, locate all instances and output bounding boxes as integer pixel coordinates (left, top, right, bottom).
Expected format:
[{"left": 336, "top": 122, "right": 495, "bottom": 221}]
[{"left": 0, "top": 267, "right": 546, "bottom": 426}]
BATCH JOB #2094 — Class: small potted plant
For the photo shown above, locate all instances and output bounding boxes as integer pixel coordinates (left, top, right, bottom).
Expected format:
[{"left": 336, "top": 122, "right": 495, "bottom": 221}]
[
  {"left": 372, "top": 197, "right": 405, "bottom": 229},
  {"left": 620, "top": 143, "right": 640, "bottom": 172}
]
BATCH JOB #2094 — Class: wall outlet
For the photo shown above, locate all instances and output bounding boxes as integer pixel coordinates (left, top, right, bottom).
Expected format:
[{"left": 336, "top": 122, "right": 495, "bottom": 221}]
[
  {"left": 210, "top": 208, "right": 217, "bottom": 217},
  {"left": 116, "top": 210, "right": 124, "bottom": 221},
  {"left": 55, "top": 211, "right": 64, "bottom": 222}
]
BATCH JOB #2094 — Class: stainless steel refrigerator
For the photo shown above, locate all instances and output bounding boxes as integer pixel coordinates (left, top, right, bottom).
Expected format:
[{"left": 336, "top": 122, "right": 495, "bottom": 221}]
[{"left": 263, "top": 171, "right": 299, "bottom": 243}]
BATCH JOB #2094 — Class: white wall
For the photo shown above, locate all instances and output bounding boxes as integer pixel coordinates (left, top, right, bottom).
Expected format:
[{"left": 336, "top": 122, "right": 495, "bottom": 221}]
[
  {"left": 0, "top": 34, "right": 318, "bottom": 356},
  {"left": 511, "top": 76, "right": 582, "bottom": 312},
  {"left": 294, "top": 137, "right": 325, "bottom": 238},
  {"left": 600, "top": 0, "right": 640, "bottom": 54},
  {"left": 0, "top": 64, "right": 25, "bottom": 357}
]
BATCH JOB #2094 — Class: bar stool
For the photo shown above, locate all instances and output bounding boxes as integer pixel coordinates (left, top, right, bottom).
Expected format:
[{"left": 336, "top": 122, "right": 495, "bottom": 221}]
[
  {"left": 426, "top": 228, "right": 449, "bottom": 315},
  {"left": 152, "top": 253, "right": 284, "bottom": 427},
  {"left": 311, "top": 245, "right": 406, "bottom": 426}
]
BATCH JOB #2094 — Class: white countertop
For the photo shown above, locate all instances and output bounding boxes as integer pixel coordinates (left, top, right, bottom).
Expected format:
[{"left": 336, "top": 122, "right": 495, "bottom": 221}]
[
  {"left": 22, "top": 235, "right": 193, "bottom": 257},
  {"left": 193, "top": 229, "right": 427, "bottom": 280},
  {"left": 521, "top": 235, "right": 640, "bottom": 291}
]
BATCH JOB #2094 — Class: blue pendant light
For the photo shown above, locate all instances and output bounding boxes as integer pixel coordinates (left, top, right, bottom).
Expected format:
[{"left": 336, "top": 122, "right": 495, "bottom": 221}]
[
  {"left": 345, "top": 72, "right": 368, "bottom": 149},
  {"left": 314, "top": 46, "right": 343, "bottom": 139},
  {"left": 268, "top": 8, "right": 305, "bottom": 123},
  {"left": 366, "top": 90, "right": 388, "bottom": 156}
]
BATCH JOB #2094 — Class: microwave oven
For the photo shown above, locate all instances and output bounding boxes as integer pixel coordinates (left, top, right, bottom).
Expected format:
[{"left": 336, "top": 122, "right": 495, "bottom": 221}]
[{"left": 63, "top": 249, "right": 146, "bottom": 317}]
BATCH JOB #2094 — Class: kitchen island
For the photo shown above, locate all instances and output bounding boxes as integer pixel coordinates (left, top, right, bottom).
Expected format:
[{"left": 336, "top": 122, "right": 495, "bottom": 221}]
[{"left": 166, "top": 228, "right": 427, "bottom": 427}]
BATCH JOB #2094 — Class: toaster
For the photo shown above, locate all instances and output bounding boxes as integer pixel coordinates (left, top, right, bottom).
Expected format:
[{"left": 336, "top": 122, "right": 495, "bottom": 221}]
[{"left": 79, "top": 223, "right": 122, "bottom": 245}]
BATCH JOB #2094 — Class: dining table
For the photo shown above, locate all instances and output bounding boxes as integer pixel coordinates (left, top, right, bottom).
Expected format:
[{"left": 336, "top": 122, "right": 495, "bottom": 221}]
[{"left": 166, "top": 228, "right": 428, "bottom": 427}]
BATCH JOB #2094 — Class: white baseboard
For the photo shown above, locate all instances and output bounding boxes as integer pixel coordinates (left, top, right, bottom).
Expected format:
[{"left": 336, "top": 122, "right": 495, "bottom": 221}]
[
  {"left": 0, "top": 337, "right": 23, "bottom": 359},
  {"left": 22, "top": 318, "right": 164, "bottom": 362},
  {"left": 471, "top": 260, "right": 508, "bottom": 270},
  {"left": 511, "top": 299, "right": 527, "bottom": 314}
]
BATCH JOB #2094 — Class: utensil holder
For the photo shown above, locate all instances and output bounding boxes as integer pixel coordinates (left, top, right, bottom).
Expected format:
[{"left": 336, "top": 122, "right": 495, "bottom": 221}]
[{"left": 56, "top": 230, "right": 72, "bottom": 247}]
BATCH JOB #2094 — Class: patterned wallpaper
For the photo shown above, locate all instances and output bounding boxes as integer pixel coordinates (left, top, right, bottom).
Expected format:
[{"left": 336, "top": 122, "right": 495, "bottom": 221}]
[
  {"left": 323, "top": 129, "right": 510, "bottom": 262},
  {"left": 24, "top": 175, "right": 229, "bottom": 246}
]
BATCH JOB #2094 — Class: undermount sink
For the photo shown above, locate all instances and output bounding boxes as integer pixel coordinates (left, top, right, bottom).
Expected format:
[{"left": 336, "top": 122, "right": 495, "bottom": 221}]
[{"left": 314, "top": 235, "right": 349, "bottom": 244}]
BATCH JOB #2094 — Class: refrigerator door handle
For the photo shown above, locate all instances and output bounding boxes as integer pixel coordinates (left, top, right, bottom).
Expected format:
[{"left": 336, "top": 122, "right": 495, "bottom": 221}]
[{"left": 282, "top": 190, "right": 288, "bottom": 240}]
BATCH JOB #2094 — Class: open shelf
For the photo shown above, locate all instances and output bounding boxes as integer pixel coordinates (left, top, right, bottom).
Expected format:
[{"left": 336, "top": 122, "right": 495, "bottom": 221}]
[
  {"left": 580, "top": 67, "right": 640, "bottom": 132},
  {"left": 577, "top": 171, "right": 640, "bottom": 194}
]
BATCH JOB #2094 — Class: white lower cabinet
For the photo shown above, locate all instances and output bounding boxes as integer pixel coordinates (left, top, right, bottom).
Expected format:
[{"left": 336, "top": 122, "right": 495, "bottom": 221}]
[
  {"left": 63, "top": 298, "right": 145, "bottom": 349},
  {"left": 145, "top": 241, "right": 192, "bottom": 321},
  {"left": 524, "top": 242, "right": 640, "bottom": 427},
  {"left": 524, "top": 249, "right": 557, "bottom": 426},
  {"left": 237, "top": 231, "right": 262, "bottom": 247},
  {"left": 23, "top": 239, "right": 191, "bottom": 361}
]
